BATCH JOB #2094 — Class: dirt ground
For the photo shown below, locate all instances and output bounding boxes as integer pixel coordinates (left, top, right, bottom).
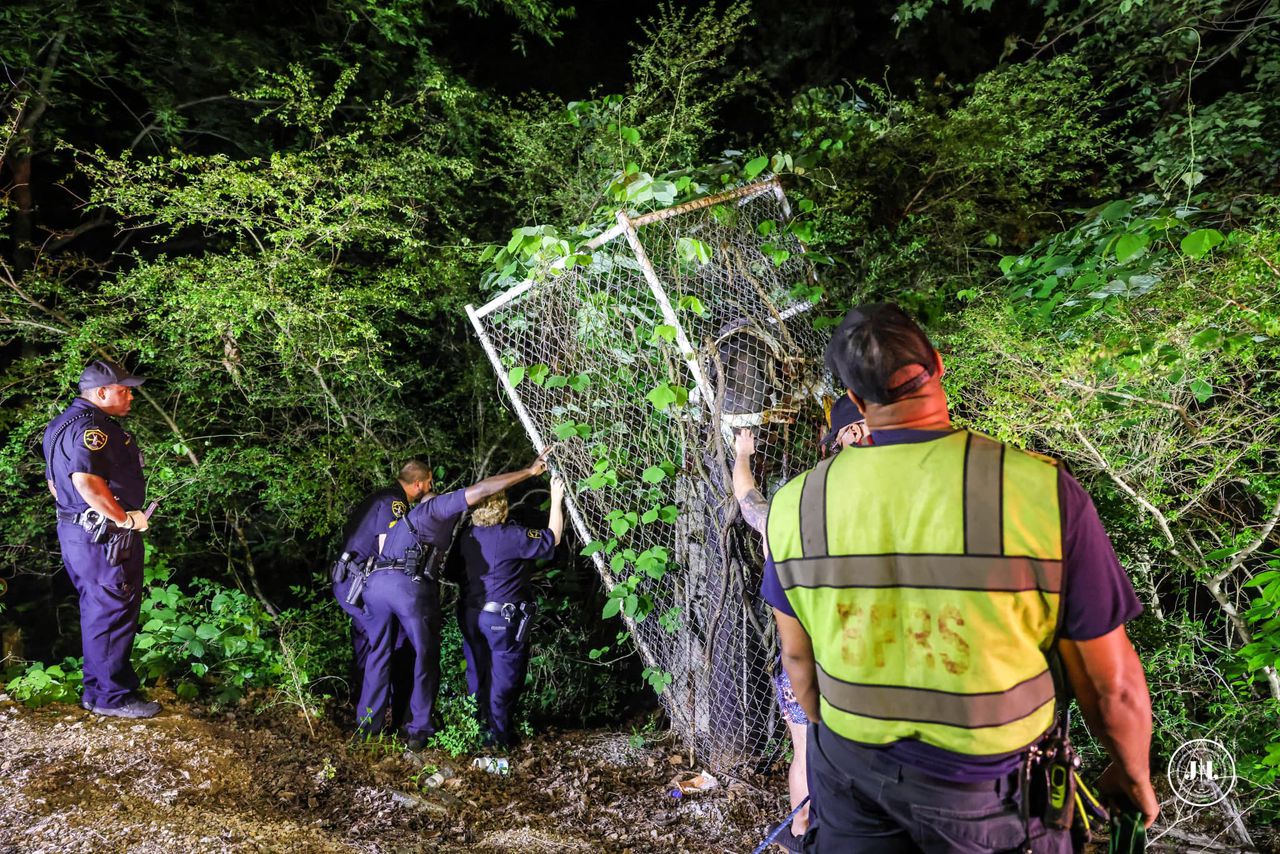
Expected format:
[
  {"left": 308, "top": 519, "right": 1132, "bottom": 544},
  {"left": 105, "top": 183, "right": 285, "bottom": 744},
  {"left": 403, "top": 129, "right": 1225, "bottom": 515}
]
[
  {"left": 3, "top": 689, "right": 1272, "bottom": 854},
  {"left": 0, "top": 688, "right": 790, "bottom": 853}
]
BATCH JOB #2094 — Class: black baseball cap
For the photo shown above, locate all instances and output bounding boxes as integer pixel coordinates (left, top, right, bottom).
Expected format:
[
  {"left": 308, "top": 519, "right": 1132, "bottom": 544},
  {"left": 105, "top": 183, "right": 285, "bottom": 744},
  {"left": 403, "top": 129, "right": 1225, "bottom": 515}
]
[
  {"left": 820, "top": 393, "right": 865, "bottom": 446},
  {"left": 79, "top": 360, "right": 147, "bottom": 392},
  {"left": 823, "top": 303, "right": 937, "bottom": 405}
]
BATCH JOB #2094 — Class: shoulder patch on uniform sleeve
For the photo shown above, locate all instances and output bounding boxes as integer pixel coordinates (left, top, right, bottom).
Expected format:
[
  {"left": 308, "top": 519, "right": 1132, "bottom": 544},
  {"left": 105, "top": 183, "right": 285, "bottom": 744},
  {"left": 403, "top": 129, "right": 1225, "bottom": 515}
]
[
  {"left": 527, "top": 529, "right": 542, "bottom": 539},
  {"left": 391, "top": 500, "right": 407, "bottom": 518},
  {"left": 83, "top": 429, "right": 109, "bottom": 451}
]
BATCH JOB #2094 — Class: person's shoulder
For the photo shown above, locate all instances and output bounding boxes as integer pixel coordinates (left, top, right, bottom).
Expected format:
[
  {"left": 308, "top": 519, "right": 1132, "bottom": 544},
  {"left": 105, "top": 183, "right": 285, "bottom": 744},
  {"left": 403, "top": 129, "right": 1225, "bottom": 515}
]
[
  {"left": 432, "top": 488, "right": 468, "bottom": 514},
  {"left": 376, "top": 487, "right": 409, "bottom": 518},
  {"left": 771, "top": 466, "right": 810, "bottom": 502},
  {"left": 973, "top": 430, "right": 1060, "bottom": 469},
  {"left": 522, "top": 526, "right": 551, "bottom": 543},
  {"left": 69, "top": 408, "right": 116, "bottom": 452}
]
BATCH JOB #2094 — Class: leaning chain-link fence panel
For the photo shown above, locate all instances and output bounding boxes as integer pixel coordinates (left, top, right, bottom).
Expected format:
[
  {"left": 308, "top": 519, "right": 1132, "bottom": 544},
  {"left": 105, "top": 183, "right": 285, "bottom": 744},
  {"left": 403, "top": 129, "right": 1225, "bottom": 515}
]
[{"left": 467, "top": 178, "right": 834, "bottom": 771}]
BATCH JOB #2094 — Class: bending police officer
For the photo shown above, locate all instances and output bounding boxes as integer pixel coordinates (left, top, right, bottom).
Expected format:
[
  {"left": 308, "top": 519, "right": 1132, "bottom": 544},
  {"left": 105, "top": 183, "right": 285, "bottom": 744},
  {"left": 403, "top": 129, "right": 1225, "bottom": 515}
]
[
  {"left": 42, "top": 360, "right": 158, "bottom": 718},
  {"left": 457, "top": 477, "right": 566, "bottom": 747},
  {"left": 353, "top": 453, "right": 550, "bottom": 749},
  {"left": 331, "top": 460, "right": 432, "bottom": 718},
  {"left": 764, "top": 304, "right": 1158, "bottom": 852}
]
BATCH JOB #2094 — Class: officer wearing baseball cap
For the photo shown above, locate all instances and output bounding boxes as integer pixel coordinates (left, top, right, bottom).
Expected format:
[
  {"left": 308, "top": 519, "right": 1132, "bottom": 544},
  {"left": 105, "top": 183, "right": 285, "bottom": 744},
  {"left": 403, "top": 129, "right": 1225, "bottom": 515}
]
[
  {"left": 42, "top": 359, "right": 159, "bottom": 718},
  {"left": 819, "top": 393, "right": 868, "bottom": 454}
]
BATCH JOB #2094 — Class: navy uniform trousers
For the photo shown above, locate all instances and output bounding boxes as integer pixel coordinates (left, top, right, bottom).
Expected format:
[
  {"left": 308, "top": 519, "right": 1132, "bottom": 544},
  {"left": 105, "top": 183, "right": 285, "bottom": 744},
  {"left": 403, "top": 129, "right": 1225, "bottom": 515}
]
[
  {"left": 459, "top": 604, "right": 530, "bottom": 746},
  {"left": 57, "top": 521, "right": 143, "bottom": 709},
  {"left": 804, "top": 723, "right": 1072, "bottom": 853},
  {"left": 356, "top": 570, "right": 440, "bottom": 739},
  {"left": 334, "top": 575, "right": 411, "bottom": 726}
]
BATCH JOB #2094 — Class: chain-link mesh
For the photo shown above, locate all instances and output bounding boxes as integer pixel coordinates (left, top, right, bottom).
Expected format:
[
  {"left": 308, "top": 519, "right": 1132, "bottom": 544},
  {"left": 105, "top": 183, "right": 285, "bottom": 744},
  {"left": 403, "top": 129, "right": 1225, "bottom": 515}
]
[{"left": 467, "top": 179, "right": 834, "bottom": 770}]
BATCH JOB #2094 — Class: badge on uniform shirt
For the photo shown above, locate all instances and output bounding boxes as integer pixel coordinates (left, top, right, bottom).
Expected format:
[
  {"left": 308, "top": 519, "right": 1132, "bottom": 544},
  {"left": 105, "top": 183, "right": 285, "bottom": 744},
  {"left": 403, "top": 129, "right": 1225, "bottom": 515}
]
[
  {"left": 527, "top": 529, "right": 542, "bottom": 539},
  {"left": 392, "top": 500, "right": 407, "bottom": 518},
  {"left": 83, "top": 429, "right": 109, "bottom": 451}
]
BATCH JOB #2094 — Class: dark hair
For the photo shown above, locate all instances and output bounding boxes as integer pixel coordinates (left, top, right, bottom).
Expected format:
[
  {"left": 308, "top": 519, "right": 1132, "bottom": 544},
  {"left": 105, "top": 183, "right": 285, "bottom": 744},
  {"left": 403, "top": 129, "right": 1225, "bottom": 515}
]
[
  {"left": 823, "top": 303, "right": 936, "bottom": 405},
  {"left": 399, "top": 459, "right": 432, "bottom": 482}
]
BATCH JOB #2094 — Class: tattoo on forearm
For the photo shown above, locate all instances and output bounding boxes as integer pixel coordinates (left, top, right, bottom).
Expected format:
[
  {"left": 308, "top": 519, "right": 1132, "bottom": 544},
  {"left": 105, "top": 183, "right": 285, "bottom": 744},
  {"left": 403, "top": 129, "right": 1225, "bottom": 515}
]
[{"left": 739, "top": 488, "right": 768, "bottom": 534}]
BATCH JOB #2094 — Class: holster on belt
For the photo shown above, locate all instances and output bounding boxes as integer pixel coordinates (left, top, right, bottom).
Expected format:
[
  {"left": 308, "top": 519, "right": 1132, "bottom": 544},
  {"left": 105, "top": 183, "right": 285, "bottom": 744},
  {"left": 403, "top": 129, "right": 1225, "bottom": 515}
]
[
  {"left": 345, "top": 556, "right": 375, "bottom": 608},
  {"left": 1021, "top": 709, "right": 1110, "bottom": 852},
  {"left": 105, "top": 529, "right": 137, "bottom": 567},
  {"left": 66, "top": 509, "right": 134, "bottom": 565},
  {"left": 76, "top": 508, "right": 119, "bottom": 544},
  {"left": 514, "top": 601, "right": 538, "bottom": 642}
]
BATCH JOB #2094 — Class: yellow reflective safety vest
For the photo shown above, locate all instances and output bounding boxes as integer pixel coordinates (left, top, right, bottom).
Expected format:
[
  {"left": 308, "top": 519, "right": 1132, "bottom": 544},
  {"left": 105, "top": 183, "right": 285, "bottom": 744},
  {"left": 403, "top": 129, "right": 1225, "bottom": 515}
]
[{"left": 767, "top": 430, "right": 1063, "bottom": 757}]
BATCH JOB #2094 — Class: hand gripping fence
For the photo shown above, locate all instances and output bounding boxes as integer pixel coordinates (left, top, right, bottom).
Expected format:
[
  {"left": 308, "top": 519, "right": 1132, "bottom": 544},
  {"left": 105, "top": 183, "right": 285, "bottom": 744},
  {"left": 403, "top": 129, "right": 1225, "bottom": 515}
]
[{"left": 466, "top": 178, "right": 835, "bottom": 771}]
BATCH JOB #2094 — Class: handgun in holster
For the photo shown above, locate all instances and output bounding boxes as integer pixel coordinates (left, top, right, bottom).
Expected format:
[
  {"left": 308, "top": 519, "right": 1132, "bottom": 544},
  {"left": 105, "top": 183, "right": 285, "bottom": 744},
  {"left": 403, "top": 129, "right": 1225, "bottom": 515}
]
[
  {"left": 345, "top": 556, "right": 375, "bottom": 608},
  {"left": 78, "top": 509, "right": 135, "bottom": 567},
  {"left": 514, "top": 601, "right": 537, "bottom": 643},
  {"left": 79, "top": 508, "right": 117, "bottom": 544}
]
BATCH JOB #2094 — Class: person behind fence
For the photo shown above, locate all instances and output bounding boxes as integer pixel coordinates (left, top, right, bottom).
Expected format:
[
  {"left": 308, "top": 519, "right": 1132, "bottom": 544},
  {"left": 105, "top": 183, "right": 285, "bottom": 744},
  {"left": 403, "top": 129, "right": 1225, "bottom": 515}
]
[
  {"left": 732, "top": 397, "right": 866, "bottom": 850},
  {"left": 330, "top": 461, "right": 432, "bottom": 723},
  {"left": 349, "top": 451, "right": 550, "bottom": 749},
  {"left": 42, "top": 359, "right": 158, "bottom": 719},
  {"left": 763, "top": 303, "right": 1158, "bottom": 852},
  {"left": 456, "top": 477, "right": 565, "bottom": 748}
]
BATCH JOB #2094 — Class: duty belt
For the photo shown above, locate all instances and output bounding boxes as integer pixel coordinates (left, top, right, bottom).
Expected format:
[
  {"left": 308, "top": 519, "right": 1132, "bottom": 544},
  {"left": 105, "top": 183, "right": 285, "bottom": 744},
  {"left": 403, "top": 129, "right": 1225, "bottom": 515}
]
[
  {"left": 483, "top": 600, "right": 537, "bottom": 642},
  {"left": 481, "top": 600, "right": 529, "bottom": 614}
]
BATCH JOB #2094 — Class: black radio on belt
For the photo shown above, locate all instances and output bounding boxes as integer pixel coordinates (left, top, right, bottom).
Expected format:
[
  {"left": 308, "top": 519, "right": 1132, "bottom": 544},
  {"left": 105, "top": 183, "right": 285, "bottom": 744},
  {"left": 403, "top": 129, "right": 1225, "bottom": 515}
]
[{"left": 331, "top": 550, "right": 356, "bottom": 585}]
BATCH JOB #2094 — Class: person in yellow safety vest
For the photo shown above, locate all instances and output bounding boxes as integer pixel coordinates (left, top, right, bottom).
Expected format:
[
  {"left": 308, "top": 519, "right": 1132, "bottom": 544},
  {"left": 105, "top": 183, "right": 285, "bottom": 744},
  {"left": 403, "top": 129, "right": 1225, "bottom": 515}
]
[{"left": 761, "top": 303, "right": 1159, "bottom": 852}]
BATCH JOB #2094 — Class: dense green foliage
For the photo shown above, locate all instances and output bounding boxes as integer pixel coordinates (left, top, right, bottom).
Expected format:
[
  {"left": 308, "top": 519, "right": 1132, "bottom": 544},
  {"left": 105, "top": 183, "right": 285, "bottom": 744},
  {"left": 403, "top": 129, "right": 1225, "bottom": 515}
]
[{"left": 2, "top": 0, "right": 1278, "bottom": 839}]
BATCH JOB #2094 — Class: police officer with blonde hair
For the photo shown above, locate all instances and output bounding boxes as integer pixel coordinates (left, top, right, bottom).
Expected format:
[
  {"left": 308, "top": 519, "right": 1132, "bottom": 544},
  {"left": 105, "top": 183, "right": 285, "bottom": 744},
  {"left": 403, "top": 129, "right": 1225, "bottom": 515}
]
[
  {"left": 762, "top": 304, "right": 1157, "bottom": 851},
  {"left": 352, "top": 453, "right": 550, "bottom": 749},
  {"left": 457, "top": 477, "right": 565, "bottom": 747}
]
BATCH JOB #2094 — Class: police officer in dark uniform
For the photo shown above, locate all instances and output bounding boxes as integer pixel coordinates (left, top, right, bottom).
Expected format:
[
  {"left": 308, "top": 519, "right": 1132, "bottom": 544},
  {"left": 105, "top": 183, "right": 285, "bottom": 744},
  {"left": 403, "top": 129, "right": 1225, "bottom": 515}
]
[
  {"left": 351, "top": 452, "right": 550, "bottom": 749},
  {"left": 457, "top": 477, "right": 565, "bottom": 747},
  {"left": 331, "top": 460, "right": 432, "bottom": 714},
  {"left": 42, "top": 360, "right": 158, "bottom": 718}
]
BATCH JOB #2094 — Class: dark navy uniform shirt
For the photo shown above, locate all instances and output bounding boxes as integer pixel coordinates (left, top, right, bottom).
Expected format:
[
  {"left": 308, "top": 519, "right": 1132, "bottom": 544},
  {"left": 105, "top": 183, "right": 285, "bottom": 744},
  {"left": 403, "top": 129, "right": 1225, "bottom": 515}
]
[
  {"left": 42, "top": 398, "right": 145, "bottom": 514},
  {"left": 458, "top": 522, "right": 555, "bottom": 607},
  {"left": 760, "top": 428, "right": 1143, "bottom": 782},
  {"left": 340, "top": 485, "right": 409, "bottom": 562},
  {"left": 380, "top": 488, "right": 469, "bottom": 560}
]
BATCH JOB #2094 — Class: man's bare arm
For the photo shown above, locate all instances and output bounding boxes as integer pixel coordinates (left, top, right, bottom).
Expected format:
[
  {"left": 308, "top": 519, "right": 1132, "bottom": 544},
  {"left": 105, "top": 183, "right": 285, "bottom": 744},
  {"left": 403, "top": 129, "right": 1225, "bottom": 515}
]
[
  {"left": 775, "top": 609, "right": 820, "bottom": 722},
  {"left": 1059, "top": 626, "right": 1159, "bottom": 828},
  {"left": 70, "top": 473, "right": 128, "bottom": 524},
  {"left": 463, "top": 453, "right": 548, "bottom": 507},
  {"left": 47, "top": 479, "right": 57, "bottom": 500},
  {"left": 548, "top": 478, "right": 566, "bottom": 546},
  {"left": 733, "top": 430, "right": 768, "bottom": 534}
]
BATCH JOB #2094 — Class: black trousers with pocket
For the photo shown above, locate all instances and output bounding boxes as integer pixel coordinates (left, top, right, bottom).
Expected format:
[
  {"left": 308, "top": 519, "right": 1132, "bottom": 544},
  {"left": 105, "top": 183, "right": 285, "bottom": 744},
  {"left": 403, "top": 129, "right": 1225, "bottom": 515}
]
[{"left": 803, "top": 723, "right": 1073, "bottom": 854}]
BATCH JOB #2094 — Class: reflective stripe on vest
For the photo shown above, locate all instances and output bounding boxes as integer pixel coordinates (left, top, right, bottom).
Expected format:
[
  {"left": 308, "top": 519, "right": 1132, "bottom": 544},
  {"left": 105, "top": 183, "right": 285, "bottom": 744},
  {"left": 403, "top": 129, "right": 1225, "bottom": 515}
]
[{"left": 767, "top": 430, "right": 1062, "bottom": 757}]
